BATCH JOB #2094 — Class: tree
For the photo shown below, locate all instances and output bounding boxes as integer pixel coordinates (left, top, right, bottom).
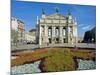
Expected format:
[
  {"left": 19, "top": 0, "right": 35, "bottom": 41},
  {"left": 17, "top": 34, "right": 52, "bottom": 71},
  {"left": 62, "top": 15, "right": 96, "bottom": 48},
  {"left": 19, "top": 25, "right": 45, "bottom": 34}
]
[{"left": 11, "top": 29, "right": 18, "bottom": 47}]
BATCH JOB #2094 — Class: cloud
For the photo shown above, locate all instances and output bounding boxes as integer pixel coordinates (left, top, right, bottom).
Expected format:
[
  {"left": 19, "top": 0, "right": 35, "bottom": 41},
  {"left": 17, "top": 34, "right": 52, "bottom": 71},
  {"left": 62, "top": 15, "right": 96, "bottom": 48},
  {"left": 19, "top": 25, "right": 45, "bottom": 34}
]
[
  {"left": 82, "top": 25, "right": 91, "bottom": 30},
  {"left": 82, "top": 25, "right": 95, "bottom": 30},
  {"left": 78, "top": 24, "right": 91, "bottom": 30},
  {"left": 78, "top": 24, "right": 84, "bottom": 27}
]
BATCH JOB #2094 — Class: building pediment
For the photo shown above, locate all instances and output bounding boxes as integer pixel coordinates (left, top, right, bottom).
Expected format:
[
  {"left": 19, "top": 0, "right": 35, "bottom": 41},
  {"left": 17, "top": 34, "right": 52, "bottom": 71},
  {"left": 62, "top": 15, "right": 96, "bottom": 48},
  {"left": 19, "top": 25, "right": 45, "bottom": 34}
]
[
  {"left": 45, "top": 13, "right": 66, "bottom": 20},
  {"left": 39, "top": 13, "right": 67, "bottom": 24}
]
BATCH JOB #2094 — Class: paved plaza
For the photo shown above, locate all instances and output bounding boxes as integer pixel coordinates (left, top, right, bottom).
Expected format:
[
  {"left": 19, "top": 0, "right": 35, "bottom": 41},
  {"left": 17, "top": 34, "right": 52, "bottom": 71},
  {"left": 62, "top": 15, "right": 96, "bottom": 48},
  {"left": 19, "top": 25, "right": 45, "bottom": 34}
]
[{"left": 11, "top": 43, "right": 96, "bottom": 51}]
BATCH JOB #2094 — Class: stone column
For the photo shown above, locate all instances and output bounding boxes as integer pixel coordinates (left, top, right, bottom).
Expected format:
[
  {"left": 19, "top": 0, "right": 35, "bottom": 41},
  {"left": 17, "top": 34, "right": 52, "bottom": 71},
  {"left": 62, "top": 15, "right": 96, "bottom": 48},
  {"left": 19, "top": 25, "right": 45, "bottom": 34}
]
[
  {"left": 39, "top": 25, "right": 42, "bottom": 45},
  {"left": 66, "top": 27, "right": 68, "bottom": 43},
  {"left": 70, "top": 27, "right": 73, "bottom": 44},
  {"left": 52, "top": 26, "right": 55, "bottom": 44},
  {"left": 59, "top": 26, "right": 63, "bottom": 43},
  {"left": 44, "top": 25, "right": 48, "bottom": 44},
  {"left": 39, "top": 25, "right": 43, "bottom": 45},
  {"left": 68, "top": 26, "right": 71, "bottom": 43},
  {"left": 73, "top": 25, "right": 77, "bottom": 43}
]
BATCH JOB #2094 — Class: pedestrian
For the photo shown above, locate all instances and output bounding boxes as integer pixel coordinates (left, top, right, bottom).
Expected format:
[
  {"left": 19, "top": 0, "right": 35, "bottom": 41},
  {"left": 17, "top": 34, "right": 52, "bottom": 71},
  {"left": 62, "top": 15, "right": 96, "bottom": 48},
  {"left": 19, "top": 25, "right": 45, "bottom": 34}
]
[{"left": 74, "top": 45, "right": 77, "bottom": 50}]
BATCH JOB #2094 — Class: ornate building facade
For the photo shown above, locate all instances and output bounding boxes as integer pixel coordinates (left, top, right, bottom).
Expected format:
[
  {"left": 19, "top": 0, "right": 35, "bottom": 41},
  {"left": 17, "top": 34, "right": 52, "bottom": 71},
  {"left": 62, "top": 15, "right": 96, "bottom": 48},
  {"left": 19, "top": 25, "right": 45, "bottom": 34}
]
[
  {"left": 36, "top": 9, "right": 78, "bottom": 45},
  {"left": 11, "top": 17, "right": 25, "bottom": 46}
]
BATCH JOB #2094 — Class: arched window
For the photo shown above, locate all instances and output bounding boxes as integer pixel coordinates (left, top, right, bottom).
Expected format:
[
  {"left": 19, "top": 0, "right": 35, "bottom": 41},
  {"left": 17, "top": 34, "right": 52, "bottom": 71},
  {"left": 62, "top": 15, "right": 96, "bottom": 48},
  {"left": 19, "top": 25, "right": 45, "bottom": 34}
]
[
  {"left": 55, "top": 27, "right": 59, "bottom": 36},
  {"left": 48, "top": 27, "right": 51, "bottom": 36},
  {"left": 63, "top": 27, "right": 66, "bottom": 36}
]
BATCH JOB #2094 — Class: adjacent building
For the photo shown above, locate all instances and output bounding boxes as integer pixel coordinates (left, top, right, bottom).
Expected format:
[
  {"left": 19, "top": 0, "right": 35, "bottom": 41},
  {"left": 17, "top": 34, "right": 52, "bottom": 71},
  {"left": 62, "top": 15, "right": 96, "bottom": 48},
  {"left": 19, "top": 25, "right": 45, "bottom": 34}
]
[
  {"left": 25, "top": 31, "right": 36, "bottom": 44},
  {"left": 29, "top": 29, "right": 36, "bottom": 37},
  {"left": 36, "top": 9, "right": 78, "bottom": 45},
  {"left": 11, "top": 17, "right": 25, "bottom": 46},
  {"left": 29, "top": 28, "right": 37, "bottom": 43}
]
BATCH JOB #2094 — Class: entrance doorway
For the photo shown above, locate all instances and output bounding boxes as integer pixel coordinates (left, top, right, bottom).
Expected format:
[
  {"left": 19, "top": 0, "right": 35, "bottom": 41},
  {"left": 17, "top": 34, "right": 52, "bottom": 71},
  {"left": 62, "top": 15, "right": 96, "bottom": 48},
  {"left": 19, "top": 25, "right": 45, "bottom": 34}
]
[
  {"left": 56, "top": 38, "right": 59, "bottom": 43},
  {"left": 63, "top": 38, "right": 66, "bottom": 43},
  {"left": 48, "top": 38, "right": 51, "bottom": 43}
]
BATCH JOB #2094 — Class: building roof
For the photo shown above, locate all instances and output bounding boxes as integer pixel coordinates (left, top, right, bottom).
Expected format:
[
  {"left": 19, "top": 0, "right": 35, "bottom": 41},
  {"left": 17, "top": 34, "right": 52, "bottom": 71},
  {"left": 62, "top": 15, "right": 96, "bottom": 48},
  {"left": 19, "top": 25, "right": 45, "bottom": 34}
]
[
  {"left": 29, "top": 29, "right": 36, "bottom": 32},
  {"left": 11, "top": 17, "right": 24, "bottom": 24}
]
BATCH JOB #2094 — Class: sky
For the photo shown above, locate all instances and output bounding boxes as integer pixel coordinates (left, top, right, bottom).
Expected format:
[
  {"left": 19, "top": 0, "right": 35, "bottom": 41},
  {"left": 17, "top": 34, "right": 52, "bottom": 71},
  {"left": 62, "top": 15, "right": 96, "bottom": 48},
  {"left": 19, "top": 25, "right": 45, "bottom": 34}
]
[{"left": 11, "top": 0, "right": 96, "bottom": 37}]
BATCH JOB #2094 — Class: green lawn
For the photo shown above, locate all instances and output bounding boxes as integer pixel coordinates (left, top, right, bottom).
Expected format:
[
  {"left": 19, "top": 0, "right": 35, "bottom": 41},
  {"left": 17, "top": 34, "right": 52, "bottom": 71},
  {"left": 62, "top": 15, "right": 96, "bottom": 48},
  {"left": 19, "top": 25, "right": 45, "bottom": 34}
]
[{"left": 40, "top": 48, "right": 76, "bottom": 72}]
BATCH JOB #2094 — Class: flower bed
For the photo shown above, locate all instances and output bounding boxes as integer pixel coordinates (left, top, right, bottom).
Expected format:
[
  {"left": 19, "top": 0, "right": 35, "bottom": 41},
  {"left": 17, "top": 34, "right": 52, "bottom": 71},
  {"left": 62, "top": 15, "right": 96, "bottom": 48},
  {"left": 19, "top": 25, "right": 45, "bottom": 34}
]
[
  {"left": 71, "top": 49, "right": 95, "bottom": 53},
  {"left": 72, "top": 51, "right": 96, "bottom": 59},
  {"left": 12, "top": 57, "right": 38, "bottom": 67},
  {"left": 13, "top": 49, "right": 48, "bottom": 57},
  {"left": 11, "top": 48, "right": 96, "bottom": 72}
]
